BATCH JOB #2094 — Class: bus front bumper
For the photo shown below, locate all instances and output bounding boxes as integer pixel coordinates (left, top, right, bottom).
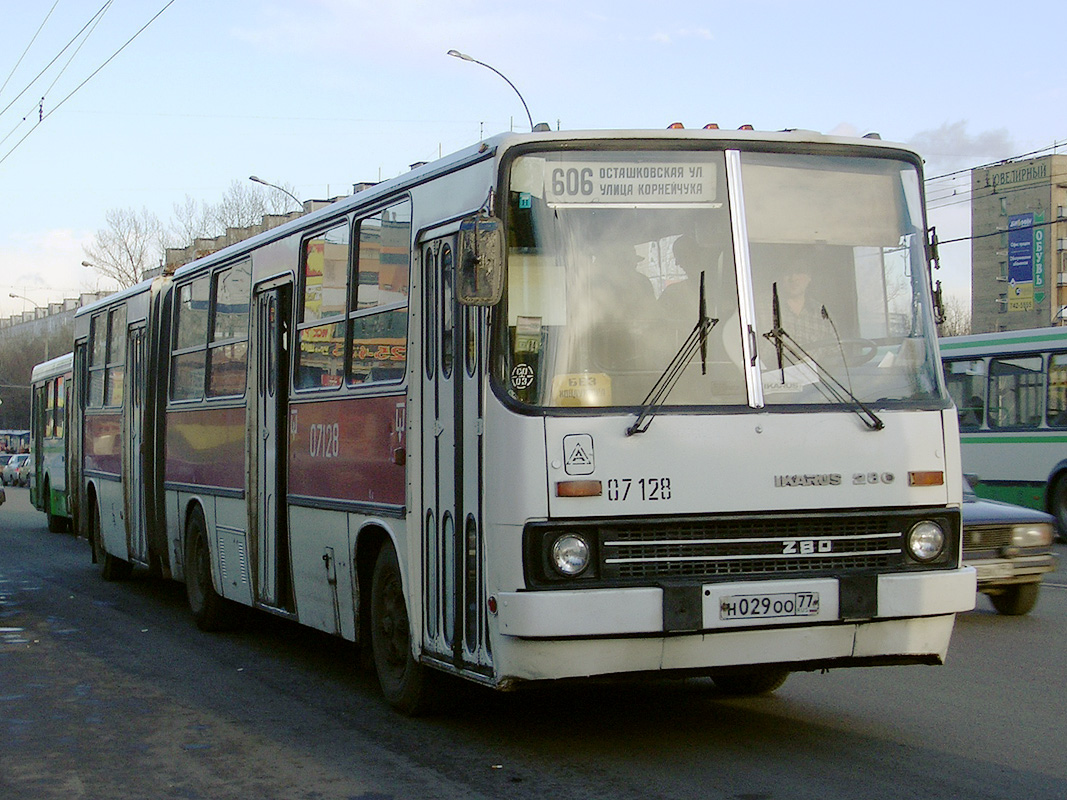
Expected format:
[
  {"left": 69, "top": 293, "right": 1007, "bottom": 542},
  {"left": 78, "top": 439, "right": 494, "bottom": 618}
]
[{"left": 488, "top": 568, "right": 976, "bottom": 683}]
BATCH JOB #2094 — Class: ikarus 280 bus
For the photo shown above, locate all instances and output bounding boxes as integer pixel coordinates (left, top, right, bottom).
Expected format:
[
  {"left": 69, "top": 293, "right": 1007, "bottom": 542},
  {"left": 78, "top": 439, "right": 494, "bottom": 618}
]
[{"left": 73, "top": 127, "right": 976, "bottom": 713}]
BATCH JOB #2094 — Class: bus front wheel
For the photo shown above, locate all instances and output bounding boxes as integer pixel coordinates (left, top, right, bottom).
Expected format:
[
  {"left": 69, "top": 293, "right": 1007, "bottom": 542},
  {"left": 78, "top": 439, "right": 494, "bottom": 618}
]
[
  {"left": 711, "top": 667, "right": 790, "bottom": 696},
  {"left": 370, "top": 543, "right": 432, "bottom": 715}
]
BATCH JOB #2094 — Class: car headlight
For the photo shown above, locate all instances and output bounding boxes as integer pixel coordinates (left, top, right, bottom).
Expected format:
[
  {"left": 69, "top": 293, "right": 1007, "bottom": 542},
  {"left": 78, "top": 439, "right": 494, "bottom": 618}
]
[
  {"left": 1011, "top": 523, "right": 1053, "bottom": 548},
  {"left": 907, "top": 520, "right": 946, "bottom": 562},
  {"left": 551, "top": 533, "right": 591, "bottom": 577}
]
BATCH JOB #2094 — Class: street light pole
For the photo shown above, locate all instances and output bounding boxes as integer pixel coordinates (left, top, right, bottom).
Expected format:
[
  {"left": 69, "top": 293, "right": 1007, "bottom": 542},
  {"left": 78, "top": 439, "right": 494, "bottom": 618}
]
[
  {"left": 249, "top": 175, "right": 303, "bottom": 211},
  {"left": 447, "top": 49, "right": 535, "bottom": 132}
]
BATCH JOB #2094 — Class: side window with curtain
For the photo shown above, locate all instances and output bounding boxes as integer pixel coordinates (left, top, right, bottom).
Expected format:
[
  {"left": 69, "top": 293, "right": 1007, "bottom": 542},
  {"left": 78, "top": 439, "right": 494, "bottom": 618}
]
[
  {"left": 348, "top": 200, "right": 411, "bottom": 386},
  {"left": 296, "top": 222, "right": 351, "bottom": 389}
]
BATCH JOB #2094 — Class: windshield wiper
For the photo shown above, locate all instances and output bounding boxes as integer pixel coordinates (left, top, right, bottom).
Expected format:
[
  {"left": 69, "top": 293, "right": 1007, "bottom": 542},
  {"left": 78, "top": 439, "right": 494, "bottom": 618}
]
[
  {"left": 763, "top": 282, "right": 884, "bottom": 431},
  {"left": 627, "top": 271, "right": 718, "bottom": 436}
]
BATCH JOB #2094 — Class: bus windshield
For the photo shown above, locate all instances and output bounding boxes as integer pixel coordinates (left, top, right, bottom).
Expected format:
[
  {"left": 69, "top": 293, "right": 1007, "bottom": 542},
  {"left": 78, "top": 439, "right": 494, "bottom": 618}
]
[{"left": 498, "top": 147, "right": 944, "bottom": 410}]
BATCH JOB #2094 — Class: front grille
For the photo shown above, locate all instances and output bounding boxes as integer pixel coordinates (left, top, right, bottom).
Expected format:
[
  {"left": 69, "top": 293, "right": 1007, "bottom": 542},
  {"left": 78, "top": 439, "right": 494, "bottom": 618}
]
[
  {"left": 524, "top": 508, "right": 959, "bottom": 588},
  {"left": 963, "top": 525, "right": 1012, "bottom": 552},
  {"left": 601, "top": 517, "right": 901, "bottom": 581}
]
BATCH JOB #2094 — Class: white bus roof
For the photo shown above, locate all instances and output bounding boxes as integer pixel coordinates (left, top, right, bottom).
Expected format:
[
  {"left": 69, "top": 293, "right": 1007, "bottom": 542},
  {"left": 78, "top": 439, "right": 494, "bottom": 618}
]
[{"left": 30, "top": 352, "right": 74, "bottom": 383}]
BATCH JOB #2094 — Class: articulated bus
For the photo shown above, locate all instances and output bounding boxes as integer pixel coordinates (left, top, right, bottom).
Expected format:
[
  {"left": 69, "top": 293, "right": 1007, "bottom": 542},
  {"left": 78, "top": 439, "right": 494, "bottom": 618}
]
[
  {"left": 942, "top": 326, "right": 1067, "bottom": 535},
  {"left": 73, "top": 128, "right": 975, "bottom": 713},
  {"left": 30, "top": 352, "right": 74, "bottom": 532}
]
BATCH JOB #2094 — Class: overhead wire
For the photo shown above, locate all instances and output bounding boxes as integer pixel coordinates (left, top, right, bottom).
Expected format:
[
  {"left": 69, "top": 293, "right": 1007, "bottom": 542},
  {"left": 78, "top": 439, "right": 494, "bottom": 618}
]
[
  {"left": 924, "top": 139, "right": 1067, "bottom": 184},
  {"left": 0, "top": 0, "right": 176, "bottom": 168},
  {"left": 0, "top": 1, "right": 114, "bottom": 123},
  {"left": 0, "top": 0, "right": 61, "bottom": 100},
  {"left": 0, "top": 1, "right": 116, "bottom": 152}
]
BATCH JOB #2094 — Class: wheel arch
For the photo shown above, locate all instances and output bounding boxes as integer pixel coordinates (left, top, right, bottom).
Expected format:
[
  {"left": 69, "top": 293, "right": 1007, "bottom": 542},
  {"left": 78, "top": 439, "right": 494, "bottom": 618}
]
[
  {"left": 1045, "top": 460, "right": 1067, "bottom": 506},
  {"left": 179, "top": 496, "right": 211, "bottom": 583},
  {"left": 353, "top": 522, "right": 398, "bottom": 648}
]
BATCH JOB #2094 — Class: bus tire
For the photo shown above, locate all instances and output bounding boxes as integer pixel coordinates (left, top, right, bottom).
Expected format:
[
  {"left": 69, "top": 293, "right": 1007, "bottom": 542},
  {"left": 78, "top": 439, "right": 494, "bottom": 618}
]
[
  {"left": 711, "top": 667, "right": 790, "bottom": 696},
  {"left": 45, "top": 481, "right": 62, "bottom": 533},
  {"left": 92, "top": 499, "right": 132, "bottom": 581},
  {"left": 184, "top": 508, "right": 235, "bottom": 632},
  {"left": 989, "top": 583, "right": 1040, "bottom": 616},
  {"left": 370, "top": 542, "right": 432, "bottom": 715}
]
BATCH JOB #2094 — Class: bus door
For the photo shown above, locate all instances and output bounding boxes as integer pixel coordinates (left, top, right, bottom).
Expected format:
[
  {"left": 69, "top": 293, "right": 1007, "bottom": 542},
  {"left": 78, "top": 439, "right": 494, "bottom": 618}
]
[
  {"left": 250, "top": 279, "right": 294, "bottom": 613},
  {"left": 124, "top": 325, "right": 149, "bottom": 564},
  {"left": 420, "top": 235, "right": 490, "bottom": 672}
]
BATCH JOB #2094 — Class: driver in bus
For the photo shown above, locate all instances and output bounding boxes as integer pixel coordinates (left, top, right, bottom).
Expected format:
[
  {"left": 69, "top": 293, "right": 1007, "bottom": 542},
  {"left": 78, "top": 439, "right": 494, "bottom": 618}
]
[{"left": 775, "top": 260, "right": 829, "bottom": 348}]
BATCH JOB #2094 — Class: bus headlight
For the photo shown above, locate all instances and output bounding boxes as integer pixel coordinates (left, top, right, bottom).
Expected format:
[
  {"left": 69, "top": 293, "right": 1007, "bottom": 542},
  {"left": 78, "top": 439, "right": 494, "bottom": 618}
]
[
  {"left": 907, "top": 520, "right": 946, "bottom": 562},
  {"left": 551, "top": 533, "right": 591, "bottom": 577}
]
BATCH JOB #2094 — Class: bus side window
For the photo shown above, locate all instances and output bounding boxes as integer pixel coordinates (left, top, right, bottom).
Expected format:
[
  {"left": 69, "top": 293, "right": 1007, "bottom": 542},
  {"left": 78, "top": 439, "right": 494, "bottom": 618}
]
[
  {"left": 347, "top": 200, "right": 411, "bottom": 387},
  {"left": 207, "top": 261, "right": 251, "bottom": 397},
  {"left": 88, "top": 312, "right": 107, "bottom": 407},
  {"left": 989, "top": 355, "right": 1042, "bottom": 429},
  {"left": 296, "top": 222, "right": 350, "bottom": 390},
  {"left": 945, "top": 358, "right": 985, "bottom": 430},
  {"left": 172, "top": 277, "right": 211, "bottom": 401},
  {"left": 1047, "top": 354, "right": 1067, "bottom": 428},
  {"left": 105, "top": 305, "right": 127, "bottom": 407}
]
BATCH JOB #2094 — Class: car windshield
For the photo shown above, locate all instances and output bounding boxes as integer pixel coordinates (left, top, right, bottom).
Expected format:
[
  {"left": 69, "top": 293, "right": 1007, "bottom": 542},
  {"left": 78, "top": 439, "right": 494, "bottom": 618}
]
[{"left": 496, "top": 147, "right": 945, "bottom": 411}]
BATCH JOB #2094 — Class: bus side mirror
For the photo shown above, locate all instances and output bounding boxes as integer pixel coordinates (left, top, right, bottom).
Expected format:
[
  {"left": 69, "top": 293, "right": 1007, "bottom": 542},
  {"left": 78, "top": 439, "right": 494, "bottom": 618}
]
[{"left": 457, "top": 213, "right": 505, "bottom": 306}]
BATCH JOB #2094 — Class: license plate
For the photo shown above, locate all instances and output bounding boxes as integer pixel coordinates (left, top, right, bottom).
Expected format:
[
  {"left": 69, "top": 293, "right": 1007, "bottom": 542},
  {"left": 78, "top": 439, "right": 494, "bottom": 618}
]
[
  {"left": 975, "top": 563, "right": 1013, "bottom": 581},
  {"left": 719, "top": 591, "right": 821, "bottom": 621}
]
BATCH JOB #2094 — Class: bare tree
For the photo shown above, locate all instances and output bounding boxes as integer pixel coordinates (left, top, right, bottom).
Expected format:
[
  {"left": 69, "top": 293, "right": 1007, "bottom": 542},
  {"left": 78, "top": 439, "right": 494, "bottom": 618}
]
[
  {"left": 938, "top": 296, "right": 972, "bottom": 338},
  {"left": 83, "top": 206, "right": 165, "bottom": 288},
  {"left": 169, "top": 194, "right": 218, "bottom": 247}
]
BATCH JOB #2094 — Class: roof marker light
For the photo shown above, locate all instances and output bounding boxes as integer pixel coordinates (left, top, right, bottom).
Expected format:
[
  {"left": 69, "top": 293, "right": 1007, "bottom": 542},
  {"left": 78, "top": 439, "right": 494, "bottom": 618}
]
[
  {"left": 667, "top": 122, "right": 685, "bottom": 129},
  {"left": 703, "top": 123, "right": 719, "bottom": 129}
]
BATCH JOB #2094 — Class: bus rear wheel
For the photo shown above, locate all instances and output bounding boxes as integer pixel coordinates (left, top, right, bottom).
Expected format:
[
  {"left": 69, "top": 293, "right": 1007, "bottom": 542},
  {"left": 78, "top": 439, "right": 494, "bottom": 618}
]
[
  {"left": 91, "top": 499, "right": 132, "bottom": 581},
  {"left": 44, "top": 481, "right": 66, "bottom": 533},
  {"left": 184, "top": 509, "right": 235, "bottom": 631},
  {"left": 370, "top": 543, "right": 432, "bottom": 715}
]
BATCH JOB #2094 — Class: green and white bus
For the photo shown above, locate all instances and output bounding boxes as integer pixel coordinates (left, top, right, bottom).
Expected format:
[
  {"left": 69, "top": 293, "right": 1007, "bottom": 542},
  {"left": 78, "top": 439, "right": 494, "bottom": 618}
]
[
  {"left": 30, "top": 352, "right": 74, "bottom": 532},
  {"left": 941, "top": 326, "right": 1067, "bottom": 536}
]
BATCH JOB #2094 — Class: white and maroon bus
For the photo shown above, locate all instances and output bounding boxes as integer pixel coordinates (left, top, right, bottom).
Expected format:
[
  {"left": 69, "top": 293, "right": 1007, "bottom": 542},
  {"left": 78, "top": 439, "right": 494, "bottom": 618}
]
[{"left": 73, "top": 128, "right": 975, "bottom": 713}]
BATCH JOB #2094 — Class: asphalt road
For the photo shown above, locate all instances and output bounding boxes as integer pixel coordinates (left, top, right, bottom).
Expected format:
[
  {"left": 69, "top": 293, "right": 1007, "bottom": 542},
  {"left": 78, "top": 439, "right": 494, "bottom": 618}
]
[{"left": 2, "top": 485, "right": 1065, "bottom": 800}]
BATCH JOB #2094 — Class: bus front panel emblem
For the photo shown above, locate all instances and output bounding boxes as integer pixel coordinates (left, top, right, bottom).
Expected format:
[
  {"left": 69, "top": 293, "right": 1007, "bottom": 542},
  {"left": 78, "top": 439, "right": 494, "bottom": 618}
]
[{"left": 563, "top": 434, "right": 595, "bottom": 476}]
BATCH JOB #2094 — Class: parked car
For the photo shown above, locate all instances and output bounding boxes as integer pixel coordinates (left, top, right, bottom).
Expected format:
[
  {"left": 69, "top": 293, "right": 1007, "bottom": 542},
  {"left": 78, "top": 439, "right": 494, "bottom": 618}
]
[
  {"left": 962, "top": 475, "right": 1057, "bottom": 615},
  {"left": 1, "top": 453, "right": 28, "bottom": 486},
  {"left": 0, "top": 482, "right": 6, "bottom": 506},
  {"left": 16, "top": 454, "right": 33, "bottom": 487}
]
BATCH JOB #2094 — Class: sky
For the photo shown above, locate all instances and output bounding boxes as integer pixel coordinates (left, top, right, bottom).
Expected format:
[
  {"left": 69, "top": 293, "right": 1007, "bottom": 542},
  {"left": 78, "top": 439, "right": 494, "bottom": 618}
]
[{"left": 1, "top": 0, "right": 1065, "bottom": 319}]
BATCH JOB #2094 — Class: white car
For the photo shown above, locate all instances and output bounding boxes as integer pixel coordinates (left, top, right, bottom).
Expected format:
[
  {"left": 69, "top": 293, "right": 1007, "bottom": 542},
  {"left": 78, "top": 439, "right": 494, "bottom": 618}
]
[{"left": 2, "top": 453, "right": 29, "bottom": 486}]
